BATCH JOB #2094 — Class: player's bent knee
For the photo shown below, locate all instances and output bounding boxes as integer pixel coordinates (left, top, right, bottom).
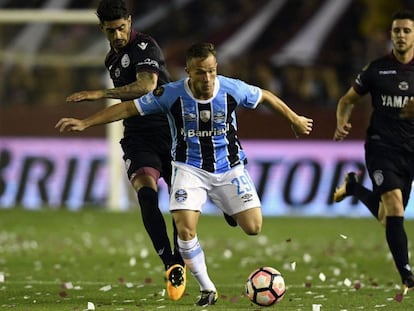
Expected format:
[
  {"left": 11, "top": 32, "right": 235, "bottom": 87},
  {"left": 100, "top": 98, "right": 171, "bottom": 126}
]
[
  {"left": 178, "top": 231, "right": 196, "bottom": 241},
  {"left": 174, "top": 225, "right": 197, "bottom": 240},
  {"left": 242, "top": 223, "right": 262, "bottom": 236},
  {"left": 236, "top": 208, "right": 262, "bottom": 235},
  {"left": 171, "top": 210, "right": 198, "bottom": 241}
]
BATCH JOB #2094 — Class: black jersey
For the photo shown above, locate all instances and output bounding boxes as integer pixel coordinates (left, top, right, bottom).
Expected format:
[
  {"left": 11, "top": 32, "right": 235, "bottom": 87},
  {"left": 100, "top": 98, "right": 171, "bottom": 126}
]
[
  {"left": 353, "top": 52, "right": 414, "bottom": 152},
  {"left": 105, "top": 30, "right": 171, "bottom": 134}
]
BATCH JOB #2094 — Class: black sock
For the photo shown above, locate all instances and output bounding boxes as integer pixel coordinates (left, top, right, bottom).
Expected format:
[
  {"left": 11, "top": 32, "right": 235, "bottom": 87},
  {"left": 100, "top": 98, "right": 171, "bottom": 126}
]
[
  {"left": 385, "top": 216, "right": 412, "bottom": 282},
  {"left": 172, "top": 219, "right": 185, "bottom": 267},
  {"left": 349, "top": 183, "right": 380, "bottom": 219},
  {"left": 137, "top": 187, "right": 173, "bottom": 269}
]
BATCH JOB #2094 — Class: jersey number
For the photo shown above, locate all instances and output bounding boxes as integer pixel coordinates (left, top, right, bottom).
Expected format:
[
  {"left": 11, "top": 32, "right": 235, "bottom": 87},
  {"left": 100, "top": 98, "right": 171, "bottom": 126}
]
[{"left": 231, "top": 174, "right": 252, "bottom": 195}]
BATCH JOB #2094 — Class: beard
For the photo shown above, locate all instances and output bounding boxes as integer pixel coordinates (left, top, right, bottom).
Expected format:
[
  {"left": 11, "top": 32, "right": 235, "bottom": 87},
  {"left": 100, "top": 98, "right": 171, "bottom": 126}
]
[{"left": 394, "top": 41, "right": 414, "bottom": 56}]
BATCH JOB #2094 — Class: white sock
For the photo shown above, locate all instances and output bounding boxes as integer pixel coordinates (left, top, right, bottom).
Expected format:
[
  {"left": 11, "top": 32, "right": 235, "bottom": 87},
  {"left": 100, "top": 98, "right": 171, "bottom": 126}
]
[{"left": 177, "top": 235, "right": 216, "bottom": 292}]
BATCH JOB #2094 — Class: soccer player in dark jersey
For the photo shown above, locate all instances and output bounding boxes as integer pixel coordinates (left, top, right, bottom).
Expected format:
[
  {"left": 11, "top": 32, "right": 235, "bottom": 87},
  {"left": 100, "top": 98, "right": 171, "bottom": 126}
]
[
  {"left": 65, "top": 0, "right": 186, "bottom": 301},
  {"left": 56, "top": 42, "right": 313, "bottom": 306},
  {"left": 333, "top": 9, "right": 414, "bottom": 293}
]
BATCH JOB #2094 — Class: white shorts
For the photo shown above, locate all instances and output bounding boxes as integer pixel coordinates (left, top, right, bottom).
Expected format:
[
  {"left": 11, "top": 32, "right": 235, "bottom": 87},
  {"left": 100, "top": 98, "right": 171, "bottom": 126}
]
[{"left": 170, "top": 161, "right": 261, "bottom": 216}]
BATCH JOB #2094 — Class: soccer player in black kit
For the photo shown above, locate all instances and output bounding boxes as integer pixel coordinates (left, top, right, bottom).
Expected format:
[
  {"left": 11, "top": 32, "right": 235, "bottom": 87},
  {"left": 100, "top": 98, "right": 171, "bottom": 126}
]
[
  {"left": 333, "top": 9, "right": 414, "bottom": 293},
  {"left": 65, "top": 0, "right": 186, "bottom": 300}
]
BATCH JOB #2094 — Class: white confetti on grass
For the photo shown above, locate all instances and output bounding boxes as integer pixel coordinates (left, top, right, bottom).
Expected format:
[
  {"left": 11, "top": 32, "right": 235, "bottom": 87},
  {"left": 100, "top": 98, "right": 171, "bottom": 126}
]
[
  {"left": 0, "top": 273, "right": 4, "bottom": 283},
  {"left": 333, "top": 268, "right": 341, "bottom": 276},
  {"left": 312, "top": 303, "right": 322, "bottom": 311},
  {"left": 303, "top": 253, "right": 312, "bottom": 263},
  {"left": 223, "top": 249, "right": 232, "bottom": 258},
  {"left": 63, "top": 282, "right": 73, "bottom": 289},
  {"left": 313, "top": 294, "right": 326, "bottom": 299},
  {"left": 87, "top": 301, "right": 95, "bottom": 310},
  {"left": 140, "top": 248, "right": 149, "bottom": 259},
  {"left": 99, "top": 284, "right": 112, "bottom": 292},
  {"left": 319, "top": 272, "right": 326, "bottom": 282},
  {"left": 340, "top": 234, "right": 348, "bottom": 239},
  {"left": 160, "top": 288, "right": 165, "bottom": 297},
  {"left": 257, "top": 235, "right": 268, "bottom": 245},
  {"left": 343, "top": 278, "right": 352, "bottom": 287},
  {"left": 291, "top": 261, "right": 296, "bottom": 271}
]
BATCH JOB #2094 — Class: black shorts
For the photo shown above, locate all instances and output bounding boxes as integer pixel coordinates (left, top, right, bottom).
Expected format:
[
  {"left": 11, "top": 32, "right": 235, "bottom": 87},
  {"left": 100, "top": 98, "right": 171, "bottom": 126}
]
[
  {"left": 365, "top": 141, "right": 414, "bottom": 207},
  {"left": 120, "top": 127, "right": 172, "bottom": 186}
]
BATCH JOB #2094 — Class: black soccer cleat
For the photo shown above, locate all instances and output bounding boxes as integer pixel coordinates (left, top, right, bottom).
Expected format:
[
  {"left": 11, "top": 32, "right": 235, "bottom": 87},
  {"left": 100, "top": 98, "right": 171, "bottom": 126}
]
[
  {"left": 165, "top": 264, "right": 186, "bottom": 301},
  {"left": 333, "top": 172, "right": 358, "bottom": 202},
  {"left": 195, "top": 290, "right": 218, "bottom": 306},
  {"left": 223, "top": 212, "right": 237, "bottom": 227}
]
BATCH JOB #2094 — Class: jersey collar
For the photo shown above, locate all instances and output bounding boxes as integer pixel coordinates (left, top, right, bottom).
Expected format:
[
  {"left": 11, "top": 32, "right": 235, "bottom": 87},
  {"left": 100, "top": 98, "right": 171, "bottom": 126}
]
[{"left": 184, "top": 77, "right": 220, "bottom": 103}]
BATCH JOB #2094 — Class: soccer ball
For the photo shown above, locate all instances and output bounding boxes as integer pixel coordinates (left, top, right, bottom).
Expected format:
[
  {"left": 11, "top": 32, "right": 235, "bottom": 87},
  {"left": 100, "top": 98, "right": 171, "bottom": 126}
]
[{"left": 245, "top": 266, "right": 286, "bottom": 307}]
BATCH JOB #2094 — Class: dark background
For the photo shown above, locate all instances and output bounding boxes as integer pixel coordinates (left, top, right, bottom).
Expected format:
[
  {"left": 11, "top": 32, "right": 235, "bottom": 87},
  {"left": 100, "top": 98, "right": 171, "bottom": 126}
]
[{"left": 1, "top": 0, "right": 409, "bottom": 139}]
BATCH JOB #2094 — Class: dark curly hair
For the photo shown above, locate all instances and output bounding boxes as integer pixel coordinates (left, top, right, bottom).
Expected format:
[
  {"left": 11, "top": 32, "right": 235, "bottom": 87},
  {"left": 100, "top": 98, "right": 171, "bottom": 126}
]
[{"left": 96, "top": 0, "right": 129, "bottom": 23}]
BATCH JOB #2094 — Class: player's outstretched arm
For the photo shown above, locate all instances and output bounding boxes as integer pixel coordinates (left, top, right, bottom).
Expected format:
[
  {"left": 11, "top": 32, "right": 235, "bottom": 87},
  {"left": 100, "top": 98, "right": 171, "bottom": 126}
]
[
  {"left": 66, "top": 90, "right": 105, "bottom": 102},
  {"left": 55, "top": 100, "right": 137, "bottom": 132},
  {"left": 66, "top": 72, "right": 158, "bottom": 102},
  {"left": 260, "top": 89, "right": 313, "bottom": 137}
]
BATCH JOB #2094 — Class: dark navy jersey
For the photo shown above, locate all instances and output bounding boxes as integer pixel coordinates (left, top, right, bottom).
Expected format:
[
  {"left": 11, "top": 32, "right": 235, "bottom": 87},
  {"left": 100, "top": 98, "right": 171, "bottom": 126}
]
[
  {"left": 105, "top": 30, "right": 170, "bottom": 133},
  {"left": 353, "top": 52, "right": 414, "bottom": 151},
  {"left": 134, "top": 75, "right": 262, "bottom": 173}
]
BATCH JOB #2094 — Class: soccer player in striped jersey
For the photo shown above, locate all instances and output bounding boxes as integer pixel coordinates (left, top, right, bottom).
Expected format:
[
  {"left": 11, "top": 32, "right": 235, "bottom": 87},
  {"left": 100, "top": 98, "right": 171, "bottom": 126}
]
[{"left": 56, "top": 42, "right": 313, "bottom": 306}]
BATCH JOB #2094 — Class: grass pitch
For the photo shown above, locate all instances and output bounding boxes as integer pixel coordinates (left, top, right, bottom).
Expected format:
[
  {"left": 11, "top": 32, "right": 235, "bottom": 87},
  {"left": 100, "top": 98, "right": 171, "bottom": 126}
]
[{"left": 1, "top": 208, "right": 414, "bottom": 310}]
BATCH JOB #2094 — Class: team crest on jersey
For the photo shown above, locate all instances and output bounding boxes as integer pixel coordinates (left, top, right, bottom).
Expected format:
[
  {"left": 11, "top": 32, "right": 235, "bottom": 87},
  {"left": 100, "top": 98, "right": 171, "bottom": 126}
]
[
  {"left": 399, "top": 81, "right": 409, "bottom": 91},
  {"left": 174, "top": 189, "right": 187, "bottom": 202},
  {"left": 114, "top": 67, "right": 121, "bottom": 78},
  {"left": 200, "top": 110, "right": 211, "bottom": 122},
  {"left": 141, "top": 93, "right": 153, "bottom": 105},
  {"left": 373, "top": 170, "right": 384, "bottom": 186},
  {"left": 153, "top": 86, "right": 164, "bottom": 97},
  {"left": 121, "top": 54, "right": 130, "bottom": 68}
]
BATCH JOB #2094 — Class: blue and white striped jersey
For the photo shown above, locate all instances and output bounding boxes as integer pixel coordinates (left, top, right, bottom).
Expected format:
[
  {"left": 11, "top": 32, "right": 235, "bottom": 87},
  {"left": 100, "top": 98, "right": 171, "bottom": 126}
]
[{"left": 134, "top": 75, "right": 262, "bottom": 173}]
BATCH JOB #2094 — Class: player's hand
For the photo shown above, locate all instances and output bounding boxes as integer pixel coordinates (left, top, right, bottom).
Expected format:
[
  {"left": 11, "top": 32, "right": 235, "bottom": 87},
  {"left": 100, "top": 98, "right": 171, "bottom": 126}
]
[
  {"left": 334, "top": 123, "right": 352, "bottom": 141},
  {"left": 55, "top": 118, "right": 87, "bottom": 132},
  {"left": 400, "top": 99, "right": 414, "bottom": 119},
  {"left": 291, "top": 116, "right": 313, "bottom": 138},
  {"left": 66, "top": 90, "right": 104, "bottom": 102}
]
